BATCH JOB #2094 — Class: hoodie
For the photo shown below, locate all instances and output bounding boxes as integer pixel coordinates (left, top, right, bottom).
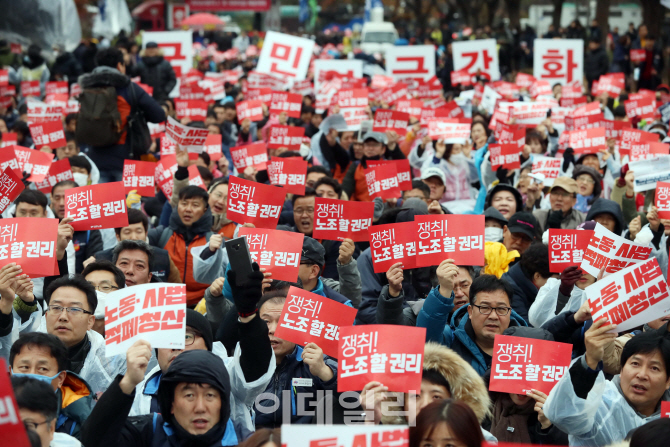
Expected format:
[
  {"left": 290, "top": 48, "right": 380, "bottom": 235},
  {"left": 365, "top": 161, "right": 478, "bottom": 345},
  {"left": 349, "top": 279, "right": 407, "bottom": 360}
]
[{"left": 585, "top": 198, "right": 626, "bottom": 235}]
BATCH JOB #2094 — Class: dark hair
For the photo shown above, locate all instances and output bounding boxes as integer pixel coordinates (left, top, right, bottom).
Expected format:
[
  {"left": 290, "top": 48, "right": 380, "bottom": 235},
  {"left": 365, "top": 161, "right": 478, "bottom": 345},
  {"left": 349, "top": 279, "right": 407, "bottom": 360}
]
[
  {"left": 115, "top": 208, "right": 149, "bottom": 237},
  {"left": 198, "top": 151, "right": 211, "bottom": 166},
  {"left": 301, "top": 105, "right": 315, "bottom": 115},
  {"left": 208, "top": 178, "right": 229, "bottom": 194},
  {"left": 12, "top": 376, "right": 58, "bottom": 421},
  {"left": 52, "top": 180, "right": 77, "bottom": 195},
  {"left": 519, "top": 243, "right": 551, "bottom": 281},
  {"left": 65, "top": 131, "right": 76, "bottom": 143},
  {"left": 526, "top": 130, "right": 548, "bottom": 153},
  {"left": 27, "top": 429, "right": 42, "bottom": 447},
  {"left": 306, "top": 165, "right": 330, "bottom": 178},
  {"left": 458, "top": 265, "right": 476, "bottom": 282},
  {"left": 81, "top": 260, "right": 126, "bottom": 291},
  {"left": 14, "top": 190, "right": 48, "bottom": 211},
  {"left": 291, "top": 187, "right": 316, "bottom": 206},
  {"left": 621, "top": 331, "right": 670, "bottom": 378},
  {"left": 222, "top": 102, "right": 236, "bottom": 110},
  {"left": 113, "top": 239, "right": 155, "bottom": 271},
  {"left": 178, "top": 185, "right": 209, "bottom": 206},
  {"left": 258, "top": 289, "right": 288, "bottom": 314},
  {"left": 468, "top": 274, "right": 514, "bottom": 306},
  {"left": 629, "top": 418, "right": 670, "bottom": 447},
  {"left": 422, "top": 368, "right": 452, "bottom": 396},
  {"left": 95, "top": 47, "right": 124, "bottom": 69},
  {"left": 409, "top": 399, "right": 484, "bottom": 447},
  {"left": 238, "top": 428, "right": 282, "bottom": 447},
  {"left": 69, "top": 155, "right": 92, "bottom": 174},
  {"left": 407, "top": 180, "right": 431, "bottom": 199},
  {"left": 64, "top": 113, "right": 78, "bottom": 126},
  {"left": 45, "top": 274, "right": 98, "bottom": 312},
  {"left": 313, "top": 176, "right": 342, "bottom": 198},
  {"left": 197, "top": 165, "right": 213, "bottom": 184},
  {"left": 10, "top": 332, "right": 70, "bottom": 372}
]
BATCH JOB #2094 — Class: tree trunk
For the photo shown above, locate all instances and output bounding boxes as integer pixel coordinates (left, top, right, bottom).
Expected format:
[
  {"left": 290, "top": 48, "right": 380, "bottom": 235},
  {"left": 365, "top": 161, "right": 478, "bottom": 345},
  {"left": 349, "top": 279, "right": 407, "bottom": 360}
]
[
  {"left": 640, "top": 0, "right": 664, "bottom": 37},
  {"left": 507, "top": 0, "right": 521, "bottom": 29},
  {"left": 413, "top": 0, "right": 427, "bottom": 38},
  {"left": 595, "top": 0, "right": 610, "bottom": 46},
  {"left": 552, "top": 0, "right": 563, "bottom": 30}
]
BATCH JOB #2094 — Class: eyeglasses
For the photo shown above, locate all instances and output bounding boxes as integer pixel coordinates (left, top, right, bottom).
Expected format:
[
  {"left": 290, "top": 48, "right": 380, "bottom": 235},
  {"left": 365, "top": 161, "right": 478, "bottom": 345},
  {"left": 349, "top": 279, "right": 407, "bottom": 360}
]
[
  {"left": 47, "top": 305, "right": 93, "bottom": 316},
  {"left": 24, "top": 419, "right": 51, "bottom": 431},
  {"left": 576, "top": 176, "right": 595, "bottom": 185},
  {"left": 293, "top": 207, "right": 314, "bottom": 215},
  {"left": 185, "top": 330, "right": 201, "bottom": 346},
  {"left": 210, "top": 191, "right": 226, "bottom": 200},
  {"left": 472, "top": 304, "right": 512, "bottom": 316},
  {"left": 93, "top": 284, "right": 119, "bottom": 293}
]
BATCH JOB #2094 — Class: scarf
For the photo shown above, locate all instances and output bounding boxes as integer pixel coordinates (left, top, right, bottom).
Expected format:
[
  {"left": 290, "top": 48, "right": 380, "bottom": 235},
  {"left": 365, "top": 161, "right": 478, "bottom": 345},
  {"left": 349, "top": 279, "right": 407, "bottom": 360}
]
[
  {"left": 67, "top": 335, "right": 91, "bottom": 375},
  {"left": 490, "top": 394, "right": 535, "bottom": 444},
  {"left": 575, "top": 194, "right": 593, "bottom": 213}
]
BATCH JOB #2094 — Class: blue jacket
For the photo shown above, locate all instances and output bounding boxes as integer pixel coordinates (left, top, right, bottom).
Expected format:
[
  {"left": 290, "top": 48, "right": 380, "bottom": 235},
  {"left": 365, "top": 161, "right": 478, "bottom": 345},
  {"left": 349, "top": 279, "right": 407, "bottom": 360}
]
[
  {"left": 417, "top": 286, "right": 528, "bottom": 375},
  {"left": 254, "top": 346, "right": 338, "bottom": 428}
]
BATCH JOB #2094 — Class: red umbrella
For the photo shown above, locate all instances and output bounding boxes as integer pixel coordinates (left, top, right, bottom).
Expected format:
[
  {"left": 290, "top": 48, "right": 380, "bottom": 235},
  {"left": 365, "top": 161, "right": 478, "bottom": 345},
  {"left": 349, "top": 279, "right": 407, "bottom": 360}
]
[{"left": 180, "top": 13, "right": 225, "bottom": 29}]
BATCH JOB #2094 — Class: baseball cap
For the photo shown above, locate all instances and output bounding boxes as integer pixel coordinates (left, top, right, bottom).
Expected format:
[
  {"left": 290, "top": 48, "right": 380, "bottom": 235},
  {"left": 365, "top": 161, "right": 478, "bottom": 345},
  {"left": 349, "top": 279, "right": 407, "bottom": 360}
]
[
  {"left": 362, "top": 132, "right": 386, "bottom": 144},
  {"left": 302, "top": 237, "right": 325, "bottom": 266},
  {"left": 146, "top": 42, "right": 159, "bottom": 49},
  {"left": 484, "top": 206, "right": 508, "bottom": 226},
  {"left": 421, "top": 167, "right": 446, "bottom": 185},
  {"left": 550, "top": 176, "right": 578, "bottom": 195},
  {"left": 507, "top": 212, "right": 539, "bottom": 241},
  {"left": 401, "top": 197, "right": 429, "bottom": 214}
]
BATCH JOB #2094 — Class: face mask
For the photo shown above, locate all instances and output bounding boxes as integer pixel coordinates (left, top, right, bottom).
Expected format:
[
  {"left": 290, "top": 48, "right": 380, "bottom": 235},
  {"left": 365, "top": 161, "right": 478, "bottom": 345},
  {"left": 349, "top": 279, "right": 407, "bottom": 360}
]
[
  {"left": 449, "top": 153, "right": 468, "bottom": 164},
  {"left": 73, "top": 172, "right": 89, "bottom": 187},
  {"left": 485, "top": 227, "right": 503, "bottom": 242},
  {"left": 12, "top": 371, "right": 61, "bottom": 386},
  {"left": 95, "top": 291, "right": 108, "bottom": 319}
]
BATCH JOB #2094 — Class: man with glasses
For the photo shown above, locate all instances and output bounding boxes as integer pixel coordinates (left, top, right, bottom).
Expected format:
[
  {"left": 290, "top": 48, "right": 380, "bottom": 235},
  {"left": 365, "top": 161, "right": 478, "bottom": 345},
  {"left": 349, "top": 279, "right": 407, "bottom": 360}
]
[
  {"left": 42, "top": 275, "right": 127, "bottom": 394},
  {"left": 533, "top": 177, "right": 586, "bottom": 231},
  {"left": 12, "top": 376, "right": 82, "bottom": 447},
  {"left": 418, "top": 261, "right": 528, "bottom": 375}
]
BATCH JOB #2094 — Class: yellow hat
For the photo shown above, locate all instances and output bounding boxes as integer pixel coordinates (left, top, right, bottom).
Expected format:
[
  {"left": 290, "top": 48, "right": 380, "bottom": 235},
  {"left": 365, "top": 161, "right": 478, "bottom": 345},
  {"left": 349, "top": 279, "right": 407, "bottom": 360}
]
[{"left": 484, "top": 241, "right": 519, "bottom": 278}]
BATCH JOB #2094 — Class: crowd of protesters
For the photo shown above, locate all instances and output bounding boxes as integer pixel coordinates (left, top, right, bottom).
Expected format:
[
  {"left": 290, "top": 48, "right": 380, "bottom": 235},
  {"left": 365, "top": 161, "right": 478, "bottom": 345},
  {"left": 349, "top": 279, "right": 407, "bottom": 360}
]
[{"left": 1, "top": 17, "right": 670, "bottom": 447}]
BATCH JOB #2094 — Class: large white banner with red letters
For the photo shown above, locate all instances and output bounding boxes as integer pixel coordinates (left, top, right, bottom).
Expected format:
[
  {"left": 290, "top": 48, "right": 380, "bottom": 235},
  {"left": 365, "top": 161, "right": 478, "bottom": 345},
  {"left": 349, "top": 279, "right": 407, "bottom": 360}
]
[
  {"left": 533, "top": 39, "right": 584, "bottom": 86},
  {"left": 256, "top": 31, "right": 314, "bottom": 81},
  {"left": 143, "top": 31, "right": 193, "bottom": 97},
  {"left": 313, "top": 60, "right": 363, "bottom": 97},
  {"left": 452, "top": 39, "right": 500, "bottom": 80},
  {"left": 580, "top": 223, "right": 652, "bottom": 277},
  {"left": 385, "top": 45, "right": 436, "bottom": 81}
]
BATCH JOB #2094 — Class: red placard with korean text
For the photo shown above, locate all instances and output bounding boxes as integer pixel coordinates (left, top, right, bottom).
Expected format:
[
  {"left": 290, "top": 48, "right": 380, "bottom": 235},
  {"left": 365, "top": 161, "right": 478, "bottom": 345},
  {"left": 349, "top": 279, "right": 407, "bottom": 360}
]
[
  {"left": 165, "top": 116, "right": 209, "bottom": 152},
  {"left": 515, "top": 73, "right": 536, "bottom": 89},
  {"left": 629, "top": 142, "right": 669, "bottom": 162},
  {"left": 313, "top": 198, "right": 374, "bottom": 242},
  {"left": 155, "top": 155, "right": 177, "bottom": 198},
  {"left": 625, "top": 96, "right": 656, "bottom": 120},
  {"left": 231, "top": 142, "right": 268, "bottom": 171},
  {"left": 568, "top": 128, "right": 607, "bottom": 154},
  {"left": 187, "top": 165, "right": 206, "bottom": 190},
  {"left": 617, "top": 128, "right": 658, "bottom": 157},
  {"left": 29, "top": 120, "right": 66, "bottom": 149},
  {"left": 561, "top": 96, "right": 588, "bottom": 108},
  {"left": 64, "top": 182, "right": 129, "bottom": 231},
  {"left": 369, "top": 222, "right": 417, "bottom": 273},
  {"left": 104, "top": 284, "right": 186, "bottom": 358},
  {"left": 451, "top": 69, "right": 472, "bottom": 86},
  {"left": 338, "top": 325, "right": 426, "bottom": 393},
  {"left": 203, "top": 134, "right": 222, "bottom": 161},
  {"left": 13, "top": 146, "right": 54, "bottom": 183},
  {"left": 495, "top": 123, "right": 525, "bottom": 149},
  {"left": 269, "top": 92, "right": 302, "bottom": 118},
  {"left": 275, "top": 286, "right": 357, "bottom": 358},
  {"left": 236, "top": 100, "right": 264, "bottom": 122},
  {"left": 548, "top": 229, "right": 593, "bottom": 273},
  {"left": 123, "top": 160, "right": 156, "bottom": 197},
  {"left": 596, "top": 73, "right": 625, "bottom": 98},
  {"left": 267, "top": 157, "right": 307, "bottom": 195},
  {"left": 364, "top": 164, "right": 400, "bottom": 200},
  {"left": 174, "top": 99, "right": 208, "bottom": 121},
  {"left": 0, "top": 167, "right": 24, "bottom": 214},
  {"left": 372, "top": 110, "right": 409, "bottom": 136},
  {"left": 396, "top": 99, "right": 423, "bottom": 118},
  {"left": 427, "top": 121, "right": 470, "bottom": 143},
  {"left": 630, "top": 49, "right": 646, "bottom": 63},
  {"left": 0, "top": 132, "right": 17, "bottom": 148},
  {"left": 0, "top": 146, "right": 20, "bottom": 177},
  {"left": 20, "top": 80, "right": 40, "bottom": 97},
  {"left": 415, "top": 214, "right": 485, "bottom": 267},
  {"left": 238, "top": 228, "right": 304, "bottom": 282},
  {"left": 268, "top": 125, "right": 305, "bottom": 151},
  {"left": 489, "top": 335, "right": 572, "bottom": 395},
  {"left": 227, "top": 176, "right": 285, "bottom": 228},
  {"left": 585, "top": 258, "right": 670, "bottom": 332},
  {"left": 34, "top": 159, "right": 73, "bottom": 193},
  {"left": 489, "top": 144, "right": 521, "bottom": 170},
  {"left": 366, "top": 159, "right": 412, "bottom": 191},
  {"left": 45, "top": 81, "right": 68, "bottom": 96},
  {"left": 0, "top": 69, "right": 7, "bottom": 86},
  {"left": 0, "top": 218, "right": 58, "bottom": 277},
  {"left": 656, "top": 181, "right": 670, "bottom": 219},
  {"left": 0, "top": 358, "right": 31, "bottom": 447},
  {"left": 662, "top": 401, "right": 670, "bottom": 418},
  {"left": 580, "top": 222, "right": 652, "bottom": 277}
]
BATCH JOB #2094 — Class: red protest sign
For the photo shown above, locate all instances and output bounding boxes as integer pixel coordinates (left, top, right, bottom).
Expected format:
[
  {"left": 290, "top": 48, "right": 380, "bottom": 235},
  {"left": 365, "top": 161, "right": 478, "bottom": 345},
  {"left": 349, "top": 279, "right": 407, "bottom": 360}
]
[
  {"left": 656, "top": 181, "right": 670, "bottom": 219},
  {"left": 0, "top": 357, "right": 31, "bottom": 447},
  {"left": 427, "top": 121, "right": 470, "bottom": 143},
  {"left": 45, "top": 81, "right": 68, "bottom": 96},
  {"left": 490, "top": 335, "right": 572, "bottom": 395},
  {"left": 203, "top": 134, "right": 223, "bottom": 161},
  {"left": 495, "top": 123, "right": 525, "bottom": 149},
  {"left": 571, "top": 101, "right": 601, "bottom": 117},
  {"left": 64, "top": 182, "right": 129, "bottom": 231},
  {"left": 155, "top": 155, "right": 177, "bottom": 198},
  {"left": 548, "top": 229, "right": 593, "bottom": 273},
  {"left": 603, "top": 119, "right": 629, "bottom": 140},
  {"left": 396, "top": 99, "right": 423, "bottom": 118},
  {"left": 596, "top": 73, "right": 625, "bottom": 97},
  {"left": 236, "top": 100, "right": 264, "bottom": 121},
  {"left": 625, "top": 96, "right": 656, "bottom": 120},
  {"left": 227, "top": 176, "right": 285, "bottom": 229},
  {"left": 0, "top": 69, "right": 7, "bottom": 86},
  {"left": 372, "top": 110, "right": 409, "bottom": 136},
  {"left": 13, "top": 146, "right": 54, "bottom": 183},
  {"left": 246, "top": 87, "right": 273, "bottom": 103},
  {"left": 561, "top": 96, "right": 588, "bottom": 108},
  {"left": 364, "top": 164, "right": 400, "bottom": 200},
  {"left": 29, "top": 120, "right": 66, "bottom": 149},
  {"left": 338, "top": 89, "right": 368, "bottom": 108},
  {"left": 160, "top": 136, "right": 176, "bottom": 156},
  {"left": 367, "top": 159, "right": 412, "bottom": 191},
  {"left": 629, "top": 142, "right": 669, "bottom": 162},
  {"left": 415, "top": 214, "right": 485, "bottom": 267},
  {"left": 630, "top": 49, "right": 646, "bottom": 63},
  {"left": 20, "top": 80, "right": 40, "bottom": 97},
  {"left": 580, "top": 222, "right": 652, "bottom": 277},
  {"left": 268, "top": 125, "right": 305, "bottom": 151},
  {"left": 451, "top": 69, "right": 472, "bottom": 86},
  {"left": 489, "top": 144, "right": 521, "bottom": 170},
  {"left": 338, "top": 325, "right": 426, "bottom": 393},
  {"left": 269, "top": 92, "right": 302, "bottom": 118},
  {"left": 34, "top": 159, "right": 73, "bottom": 193},
  {"left": 275, "top": 286, "right": 357, "bottom": 358},
  {"left": 0, "top": 132, "right": 17, "bottom": 148},
  {"left": 369, "top": 222, "right": 417, "bottom": 273},
  {"left": 586, "top": 258, "right": 670, "bottom": 332},
  {"left": 0, "top": 147, "right": 20, "bottom": 177},
  {"left": 515, "top": 73, "right": 536, "bottom": 89},
  {"left": 238, "top": 228, "right": 304, "bottom": 282},
  {"left": 617, "top": 128, "right": 658, "bottom": 157},
  {"left": 231, "top": 142, "right": 268, "bottom": 171},
  {"left": 313, "top": 198, "right": 374, "bottom": 242},
  {"left": 187, "top": 165, "right": 206, "bottom": 190},
  {"left": 165, "top": 116, "right": 209, "bottom": 152},
  {"left": 568, "top": 128, "right": 607, "bottom": 154},
  {"left": 123, "top": 160, "right": 156, "bottom": 197},
  {"left": 0, "top": 167, "right": 24, "bottom": 214},
  {"left": 0, "top": 218, "right": 58, "bottom": 277},
  {"left": 174, "top": 99, "right": 208, "bottom": 121},
  {"left": 105, "top": 284, "right": 186, "bottom": 357},
  {"left": 267, "top": 157, "right": 307, "bottom": 195},
  {"left": 663, "top": 401, "right": 670, "bottom": 418},
  {"left": 529, "top": 80, "right": 552, "bottom": 98}
]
